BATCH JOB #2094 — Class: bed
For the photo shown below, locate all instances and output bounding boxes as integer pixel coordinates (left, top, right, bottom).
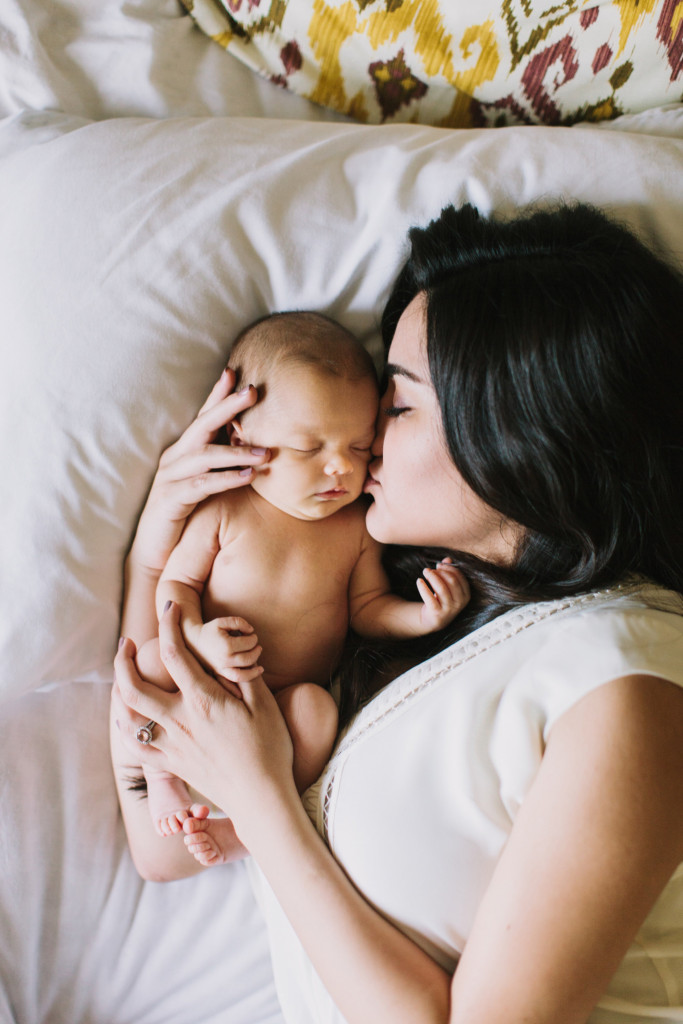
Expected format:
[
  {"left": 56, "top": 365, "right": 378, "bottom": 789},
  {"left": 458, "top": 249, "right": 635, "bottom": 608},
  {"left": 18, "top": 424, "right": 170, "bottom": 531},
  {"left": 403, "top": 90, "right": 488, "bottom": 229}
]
[{"left": 1, "top": 2, "right": 681, "bottom": 1022}]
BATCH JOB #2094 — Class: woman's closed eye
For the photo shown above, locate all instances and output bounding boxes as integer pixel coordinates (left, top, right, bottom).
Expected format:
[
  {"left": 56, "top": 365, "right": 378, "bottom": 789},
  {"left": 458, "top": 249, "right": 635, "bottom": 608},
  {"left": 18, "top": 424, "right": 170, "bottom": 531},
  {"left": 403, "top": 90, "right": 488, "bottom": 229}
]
[{"left": 383, "top": 404, "right": 410, "bottom": 418}]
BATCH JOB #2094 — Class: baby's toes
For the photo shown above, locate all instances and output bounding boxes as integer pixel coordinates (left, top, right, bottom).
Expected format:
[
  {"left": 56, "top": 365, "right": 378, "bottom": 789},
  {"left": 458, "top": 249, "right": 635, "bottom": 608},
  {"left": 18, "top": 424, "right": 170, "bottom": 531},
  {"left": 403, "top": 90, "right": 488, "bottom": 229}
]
[
  {"left": 183, "top": 815, "right": 208, "bottom": 835},
  {"left": 189, "top": 803, "right": 210, "bottom": 821},
  {"left": 184, "top": 830, "right": 213, "bottom": 859},
  {"left": 155, "top": 816, "right": 174, "bottom": 837},
  {"left": 185, "top": 835, "right": 219, "bottom": 867},
  {"left": 194, "top": 848, "right": 219, "bottom": 867},
  {"left": 157, "top": 811, "right": 188, "bottom": 836}
]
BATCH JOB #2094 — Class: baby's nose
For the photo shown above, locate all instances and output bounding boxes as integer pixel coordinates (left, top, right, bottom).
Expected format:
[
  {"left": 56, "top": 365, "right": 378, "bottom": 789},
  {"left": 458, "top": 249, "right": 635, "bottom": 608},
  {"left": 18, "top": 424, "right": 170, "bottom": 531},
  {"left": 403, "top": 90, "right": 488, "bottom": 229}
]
[{"left": 324, "top": 452, "right": 353, "bottom": 476}]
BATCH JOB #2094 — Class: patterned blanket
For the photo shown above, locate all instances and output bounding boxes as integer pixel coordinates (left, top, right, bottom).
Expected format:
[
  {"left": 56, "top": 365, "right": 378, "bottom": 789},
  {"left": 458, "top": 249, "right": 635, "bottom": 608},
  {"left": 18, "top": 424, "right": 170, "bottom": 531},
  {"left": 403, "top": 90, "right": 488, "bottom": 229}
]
[{"left": 181, "top": 0, "right": 682, "bottom": 127}]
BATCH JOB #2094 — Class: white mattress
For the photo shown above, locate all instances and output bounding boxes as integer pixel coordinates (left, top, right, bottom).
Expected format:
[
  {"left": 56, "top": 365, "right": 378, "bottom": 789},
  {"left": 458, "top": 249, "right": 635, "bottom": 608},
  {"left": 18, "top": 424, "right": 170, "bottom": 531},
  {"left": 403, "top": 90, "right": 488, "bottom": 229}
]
[{"left": 1, "top": 2, "right": 681, "bottom": 1023}]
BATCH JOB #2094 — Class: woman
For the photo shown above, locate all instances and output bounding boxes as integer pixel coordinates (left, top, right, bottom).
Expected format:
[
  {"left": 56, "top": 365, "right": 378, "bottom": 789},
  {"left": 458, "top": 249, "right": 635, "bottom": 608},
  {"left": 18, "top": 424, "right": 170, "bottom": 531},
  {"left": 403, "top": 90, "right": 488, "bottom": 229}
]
[{"left": 113, "top": 203, "right": 683, "bottom": 1023}]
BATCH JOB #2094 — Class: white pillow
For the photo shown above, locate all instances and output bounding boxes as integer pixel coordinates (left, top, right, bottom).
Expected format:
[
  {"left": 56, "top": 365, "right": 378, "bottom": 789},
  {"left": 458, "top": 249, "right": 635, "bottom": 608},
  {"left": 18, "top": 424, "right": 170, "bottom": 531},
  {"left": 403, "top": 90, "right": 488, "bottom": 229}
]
[{"left": 1, "top": 111, "right": 682, "bottom": 701}]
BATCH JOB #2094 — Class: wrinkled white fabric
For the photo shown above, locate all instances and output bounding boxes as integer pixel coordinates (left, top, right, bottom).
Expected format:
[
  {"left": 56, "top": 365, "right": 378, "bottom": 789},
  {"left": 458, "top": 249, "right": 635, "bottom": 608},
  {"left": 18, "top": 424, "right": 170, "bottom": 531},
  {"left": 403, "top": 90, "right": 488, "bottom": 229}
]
[
  {"left": 256, "top": 584, "right": 683, "bottom": 1024},
  {"left": 2, "top": 112, "right": 683, "bottom": 702}
]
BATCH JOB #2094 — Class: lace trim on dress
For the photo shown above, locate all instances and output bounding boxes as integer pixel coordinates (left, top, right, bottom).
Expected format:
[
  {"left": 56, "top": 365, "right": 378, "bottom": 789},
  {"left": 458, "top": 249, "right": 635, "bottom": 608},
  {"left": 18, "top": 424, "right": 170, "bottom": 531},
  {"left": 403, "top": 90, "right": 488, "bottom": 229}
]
[{"left": 319, "top": 579, "right": 668, "bottom": 840}]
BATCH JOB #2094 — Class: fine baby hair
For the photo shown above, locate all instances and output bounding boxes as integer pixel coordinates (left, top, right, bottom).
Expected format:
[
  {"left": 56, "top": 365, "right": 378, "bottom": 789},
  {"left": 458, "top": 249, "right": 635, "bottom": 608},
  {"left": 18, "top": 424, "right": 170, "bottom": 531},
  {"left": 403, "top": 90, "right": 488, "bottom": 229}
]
[{"left": 227, "top": 310, "right": 377, "bottom": 400}]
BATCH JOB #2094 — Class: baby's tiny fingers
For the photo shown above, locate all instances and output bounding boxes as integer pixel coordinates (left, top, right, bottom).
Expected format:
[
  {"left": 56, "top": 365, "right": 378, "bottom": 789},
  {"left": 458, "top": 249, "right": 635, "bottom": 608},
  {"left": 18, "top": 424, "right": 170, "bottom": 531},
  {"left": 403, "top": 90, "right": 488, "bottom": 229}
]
[
  {"left": 423, "top": 567, "right": 452, "bottom": 603},
  {"left": 416, "top": 577, "right": 438, "bottom": 606},
  {"left": 435, "top": 564, "right": 470, "bottom": 602},
  {"left": 223, "top": 645, "right": 263, "bottom": 668},
  {"left": 222, "top": 664, "right": 265, "bottom": 685},
  {"left": 219, "top": 632, "right": 260, "bottom": 655},
  {"left": 216, "top": 616, "right": 257, "bottom": 637}
]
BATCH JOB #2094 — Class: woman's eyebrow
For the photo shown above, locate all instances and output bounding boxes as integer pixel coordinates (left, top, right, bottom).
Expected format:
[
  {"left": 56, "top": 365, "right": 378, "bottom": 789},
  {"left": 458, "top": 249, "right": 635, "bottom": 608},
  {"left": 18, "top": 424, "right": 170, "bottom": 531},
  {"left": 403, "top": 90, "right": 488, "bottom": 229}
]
[{"left": 385, "top": 362, "right": 427, "bottom": 384}]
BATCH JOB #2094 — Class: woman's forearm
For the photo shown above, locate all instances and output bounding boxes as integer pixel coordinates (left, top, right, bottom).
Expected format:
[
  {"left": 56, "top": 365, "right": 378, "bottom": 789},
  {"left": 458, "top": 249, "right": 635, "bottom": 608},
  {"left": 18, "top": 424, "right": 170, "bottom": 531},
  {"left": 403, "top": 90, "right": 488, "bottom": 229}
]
[
  {"left": 113, "top": 608, "right": 450, "bottom": 1017},
  {"left": 243, "top": 788, "right": 451, "bottom": 1024},
  {"left": 120, "top": 551, "right": 163, "bottom": 648}
]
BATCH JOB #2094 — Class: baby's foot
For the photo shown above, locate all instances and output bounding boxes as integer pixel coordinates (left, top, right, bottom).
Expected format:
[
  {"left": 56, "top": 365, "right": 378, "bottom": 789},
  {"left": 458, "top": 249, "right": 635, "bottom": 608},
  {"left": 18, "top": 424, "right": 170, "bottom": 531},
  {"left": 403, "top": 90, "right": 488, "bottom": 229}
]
[
  {"left": 182, "top": 805, "right": 248, "bottom": 867},
  {"left": 146, "top": 774, "right": 193, "bottom": 837}
]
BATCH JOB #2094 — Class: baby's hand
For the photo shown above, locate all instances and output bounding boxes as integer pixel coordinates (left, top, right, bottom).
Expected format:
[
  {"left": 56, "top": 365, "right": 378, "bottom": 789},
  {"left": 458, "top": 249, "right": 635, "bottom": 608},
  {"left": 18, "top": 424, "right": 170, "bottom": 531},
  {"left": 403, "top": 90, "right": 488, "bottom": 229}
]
[
  {"left": 416, "top": 559, "right": 470, "bottom": 632},
  {"left": 195, "top": 616, "right": 264, "bottom": 686}
]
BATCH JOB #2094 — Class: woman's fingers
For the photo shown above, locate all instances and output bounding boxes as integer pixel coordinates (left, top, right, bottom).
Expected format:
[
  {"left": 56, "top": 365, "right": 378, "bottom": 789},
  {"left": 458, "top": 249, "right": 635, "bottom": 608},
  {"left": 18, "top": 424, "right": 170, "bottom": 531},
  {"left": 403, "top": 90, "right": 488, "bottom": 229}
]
[
  {"left": 160, "top": 443, "right": 268, "bottom": 482},
  {"left": 144, "top": 446, "right": 269, "bottom": 534},
  {"left": 172, "top": 379, "right": 259, "bottom": 456},
  {"left": 114, "top": 637, "right": 172, "bottom": 725},
  {"left": 158, "top": 602, "right": 228, "bottom": 700},
  {"left": 131, "top": 374, "right": 268, "bottom": 572},
  {"left": 196, "top": 367, "right": 236, "bottom": 416},
  {"left": 111, "top": 679, "right": 165, "bottom": 762}
]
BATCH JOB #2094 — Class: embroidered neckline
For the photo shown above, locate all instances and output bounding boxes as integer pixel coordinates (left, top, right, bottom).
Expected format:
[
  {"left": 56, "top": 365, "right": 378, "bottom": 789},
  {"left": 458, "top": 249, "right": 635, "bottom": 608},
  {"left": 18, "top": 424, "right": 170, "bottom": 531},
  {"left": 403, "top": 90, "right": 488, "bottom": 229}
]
[{"left": 318, "top": 579, "right": 662, "bottom": 839}]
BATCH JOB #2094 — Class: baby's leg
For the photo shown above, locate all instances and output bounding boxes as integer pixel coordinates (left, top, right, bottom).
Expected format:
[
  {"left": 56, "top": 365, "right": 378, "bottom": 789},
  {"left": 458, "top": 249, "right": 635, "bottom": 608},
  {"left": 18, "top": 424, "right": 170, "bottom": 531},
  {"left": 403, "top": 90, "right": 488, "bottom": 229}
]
[
  {"left": 135, "top": 639, "right": 194, "bottom": 837},
  {"left": 275, "top": 682, "right": 339, "bottom": 793},
  {"left": 183, "top": 806, "right": 248, "bottom": 867}
]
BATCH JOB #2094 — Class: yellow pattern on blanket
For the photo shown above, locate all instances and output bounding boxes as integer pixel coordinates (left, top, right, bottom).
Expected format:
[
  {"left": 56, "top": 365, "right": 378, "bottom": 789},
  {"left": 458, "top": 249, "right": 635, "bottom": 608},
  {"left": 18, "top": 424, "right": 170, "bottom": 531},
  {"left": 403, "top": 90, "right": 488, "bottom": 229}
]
[{"left": 181, "top": 0, "right": 683, "bottom": 127}]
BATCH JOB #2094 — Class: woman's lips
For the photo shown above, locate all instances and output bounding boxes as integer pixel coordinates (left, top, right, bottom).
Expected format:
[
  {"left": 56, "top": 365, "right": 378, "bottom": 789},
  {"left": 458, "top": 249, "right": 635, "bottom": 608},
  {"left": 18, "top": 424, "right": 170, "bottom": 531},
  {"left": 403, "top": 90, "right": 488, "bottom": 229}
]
[{"left": 363, "top": 471, "right": 379, "bottom": 493}]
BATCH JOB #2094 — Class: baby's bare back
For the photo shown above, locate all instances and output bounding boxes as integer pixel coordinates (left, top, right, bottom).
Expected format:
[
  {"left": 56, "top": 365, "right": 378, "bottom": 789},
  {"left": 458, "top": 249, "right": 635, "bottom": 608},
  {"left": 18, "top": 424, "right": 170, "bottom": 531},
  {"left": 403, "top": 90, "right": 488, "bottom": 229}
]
[{"left": 202, "top": 491, "right": 367, "bottom": 690}]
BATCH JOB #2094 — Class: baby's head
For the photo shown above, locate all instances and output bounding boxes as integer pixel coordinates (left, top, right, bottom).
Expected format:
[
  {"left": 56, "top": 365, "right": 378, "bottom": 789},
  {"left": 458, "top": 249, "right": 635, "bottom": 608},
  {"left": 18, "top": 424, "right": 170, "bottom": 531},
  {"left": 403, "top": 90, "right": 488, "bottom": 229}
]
[{"left": 229, "top": 312, "right": 379, "bottom": 521}]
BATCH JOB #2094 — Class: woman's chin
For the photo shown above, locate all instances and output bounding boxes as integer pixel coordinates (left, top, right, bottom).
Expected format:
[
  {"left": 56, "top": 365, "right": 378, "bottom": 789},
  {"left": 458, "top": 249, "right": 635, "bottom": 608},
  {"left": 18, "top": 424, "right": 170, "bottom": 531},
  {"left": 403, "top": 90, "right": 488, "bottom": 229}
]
[{"left": 364, "top": 502, "right": 390, "bottom": 543}]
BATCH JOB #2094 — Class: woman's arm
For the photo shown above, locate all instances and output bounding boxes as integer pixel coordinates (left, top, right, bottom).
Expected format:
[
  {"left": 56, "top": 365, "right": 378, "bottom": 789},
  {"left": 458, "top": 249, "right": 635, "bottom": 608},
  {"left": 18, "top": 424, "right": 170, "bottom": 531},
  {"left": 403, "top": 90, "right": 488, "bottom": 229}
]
[
  {"left": 113, "top": 608, "right": 683, "bottom": 1023},
  {"left": 448, "top": 672, "right": 683, "bottom": 1024},
  {"left": 112, "top": 606, "right": 452, "bottom": 1020},
  {"left": 120, "top": 370, "right": 269, "bottom": 646}
]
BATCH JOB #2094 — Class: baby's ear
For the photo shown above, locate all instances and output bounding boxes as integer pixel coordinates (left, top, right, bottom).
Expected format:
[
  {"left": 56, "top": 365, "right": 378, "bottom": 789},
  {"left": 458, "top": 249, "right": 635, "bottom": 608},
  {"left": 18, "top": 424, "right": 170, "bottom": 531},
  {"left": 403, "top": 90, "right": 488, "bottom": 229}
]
[{"left": 231, "top": 419, "right": 246, "bottom": 446}]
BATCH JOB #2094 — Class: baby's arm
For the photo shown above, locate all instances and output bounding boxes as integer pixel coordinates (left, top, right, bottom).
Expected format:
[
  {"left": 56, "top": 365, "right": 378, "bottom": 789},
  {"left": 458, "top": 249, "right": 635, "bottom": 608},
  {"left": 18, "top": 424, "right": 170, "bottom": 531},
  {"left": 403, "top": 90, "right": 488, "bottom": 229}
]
[
  {"left": 156, "top": 499, "right": 222, "bottom": 649},
  {"left": 157, "top": 499, "right": 263, "bottom": 686},
  {"left": 349, "top": 532, "right": 469, "bottom": 639}
]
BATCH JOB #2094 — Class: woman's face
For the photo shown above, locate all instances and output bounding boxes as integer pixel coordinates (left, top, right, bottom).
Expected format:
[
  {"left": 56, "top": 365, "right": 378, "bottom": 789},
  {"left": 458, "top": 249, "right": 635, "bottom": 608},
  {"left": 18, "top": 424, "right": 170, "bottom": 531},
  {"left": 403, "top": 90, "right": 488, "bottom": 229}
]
[{"left": 364, "top": 293, "right": 521, "bottom": 564}]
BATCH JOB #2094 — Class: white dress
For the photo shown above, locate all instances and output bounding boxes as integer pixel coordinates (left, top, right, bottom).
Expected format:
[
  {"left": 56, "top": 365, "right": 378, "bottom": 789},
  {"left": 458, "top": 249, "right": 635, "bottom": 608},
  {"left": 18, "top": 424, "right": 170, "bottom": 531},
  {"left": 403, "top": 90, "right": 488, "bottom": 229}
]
[{"left": 250, "top": 582, "right": 683, "bottom": 1023}]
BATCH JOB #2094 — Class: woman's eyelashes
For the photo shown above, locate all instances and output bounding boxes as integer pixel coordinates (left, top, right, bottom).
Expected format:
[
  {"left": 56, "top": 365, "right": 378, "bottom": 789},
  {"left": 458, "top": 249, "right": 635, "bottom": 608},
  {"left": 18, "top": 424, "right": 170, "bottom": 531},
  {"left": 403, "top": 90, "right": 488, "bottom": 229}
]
[
  {"left": 383, "top": 404, "right": 410, "bottom": 418},
  {"left": 380, "top": 379, "right": 410, "bottom": 418}
]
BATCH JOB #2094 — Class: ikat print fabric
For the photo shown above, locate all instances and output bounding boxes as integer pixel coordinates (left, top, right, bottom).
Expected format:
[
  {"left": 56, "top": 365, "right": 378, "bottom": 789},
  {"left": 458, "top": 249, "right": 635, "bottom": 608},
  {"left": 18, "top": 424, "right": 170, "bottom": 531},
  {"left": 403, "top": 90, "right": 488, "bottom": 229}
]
[{"left": 181, "top": 0, "right": 683, "bottom": 127}]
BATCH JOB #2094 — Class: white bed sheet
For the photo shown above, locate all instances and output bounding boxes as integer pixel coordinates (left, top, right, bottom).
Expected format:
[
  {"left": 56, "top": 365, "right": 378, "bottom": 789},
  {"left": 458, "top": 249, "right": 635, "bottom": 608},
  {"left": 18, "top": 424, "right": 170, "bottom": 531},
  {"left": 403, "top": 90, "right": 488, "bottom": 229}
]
[
  {"left": 0, "top": 683, "right": 284, "bottom": 1024},
  {"left": 1, "top": 3, "right": 681, "bottom": 1024},
  {"left": 0, "top": 4, "right": 334, "bottom": 1023},
  {"left": 0, "top": 0, "right": 348, "bottom": 122}
]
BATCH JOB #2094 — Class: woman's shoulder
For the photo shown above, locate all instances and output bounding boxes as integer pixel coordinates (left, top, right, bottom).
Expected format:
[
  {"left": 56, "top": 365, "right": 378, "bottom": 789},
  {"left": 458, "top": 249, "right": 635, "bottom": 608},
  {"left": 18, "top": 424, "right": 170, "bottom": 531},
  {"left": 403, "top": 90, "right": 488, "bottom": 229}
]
[
  {"left": 530, "top": 580, "right": 683, "bottom": 662},
  {"left": 332, "top": 580, "right": 683, "bottom": 756},
  {"left": 504, "top": 580, "right": 683, "bottom": 738}
]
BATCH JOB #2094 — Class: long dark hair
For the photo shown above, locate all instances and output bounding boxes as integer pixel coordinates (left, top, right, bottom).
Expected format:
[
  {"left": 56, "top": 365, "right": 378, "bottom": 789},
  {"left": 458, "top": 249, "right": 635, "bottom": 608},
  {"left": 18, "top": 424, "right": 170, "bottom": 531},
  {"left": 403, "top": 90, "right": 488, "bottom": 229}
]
[{"left": 339, "top": 202, "right": 683, "bottom": 726}]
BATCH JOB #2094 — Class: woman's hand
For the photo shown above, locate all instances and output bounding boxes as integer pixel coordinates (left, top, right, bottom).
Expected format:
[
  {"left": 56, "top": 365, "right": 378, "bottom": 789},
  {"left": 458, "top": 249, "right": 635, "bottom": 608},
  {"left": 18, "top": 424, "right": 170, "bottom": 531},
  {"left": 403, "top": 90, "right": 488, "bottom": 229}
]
[
  {"left": 131, "top": 369, "right": 270, "bottom": 575},
  {"left": 120, "top": 369, "right": 270, "bottom": 646},
  {"left": 113, "top": 601, "right": 296, "bottom": 841},
  {"left": 115, "top": 608, "right": 452, "bottom": 1024}
]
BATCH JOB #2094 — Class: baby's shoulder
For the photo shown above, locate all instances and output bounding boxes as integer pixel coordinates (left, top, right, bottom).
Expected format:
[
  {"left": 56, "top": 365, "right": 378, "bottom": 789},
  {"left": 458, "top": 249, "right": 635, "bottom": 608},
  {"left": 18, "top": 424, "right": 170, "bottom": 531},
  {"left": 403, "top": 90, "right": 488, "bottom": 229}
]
[
  {"left": 325, "top": 500, "right": 376, "bottom": 559},
  {"left": 334, "top": 499, "right": 372, "bottom": 534},
  {"left": 189, "top": 489, "right": 246, "bottom": 538}
]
